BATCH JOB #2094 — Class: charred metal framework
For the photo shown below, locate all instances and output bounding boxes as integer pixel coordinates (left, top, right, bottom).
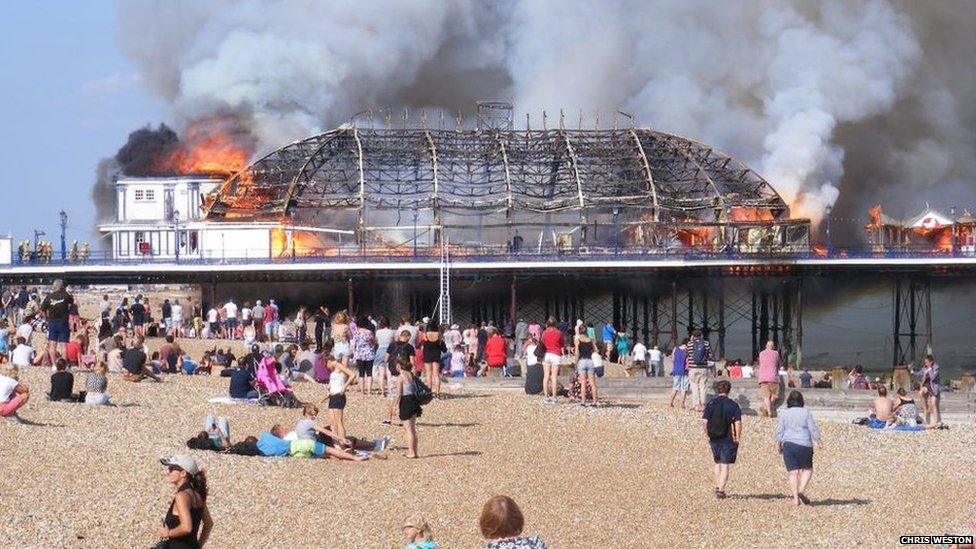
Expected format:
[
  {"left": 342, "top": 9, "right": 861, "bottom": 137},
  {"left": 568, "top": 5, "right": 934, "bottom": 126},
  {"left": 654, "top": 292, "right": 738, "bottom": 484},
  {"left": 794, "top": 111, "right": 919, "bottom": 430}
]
[{"left": 207, "top": 124, "right": 809, "bottom": 253}]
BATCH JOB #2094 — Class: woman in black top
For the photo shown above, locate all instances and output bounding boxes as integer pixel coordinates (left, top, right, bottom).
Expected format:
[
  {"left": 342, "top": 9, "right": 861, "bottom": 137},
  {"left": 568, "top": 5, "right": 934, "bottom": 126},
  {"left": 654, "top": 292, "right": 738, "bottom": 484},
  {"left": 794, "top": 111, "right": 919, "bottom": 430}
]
[
  {"left": 158, "top": 455, "right": 212, "bottom": 548},
  {"left": 421, "top": 321, "right": 446, "bottom": 397}
]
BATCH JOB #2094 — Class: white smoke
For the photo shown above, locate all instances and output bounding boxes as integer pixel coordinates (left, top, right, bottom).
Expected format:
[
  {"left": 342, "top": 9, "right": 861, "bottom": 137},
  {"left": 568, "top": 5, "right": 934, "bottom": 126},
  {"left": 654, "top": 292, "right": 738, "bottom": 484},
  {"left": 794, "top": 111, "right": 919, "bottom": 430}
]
[{"left": 117, "top": 0, "right": 973, "bottom": 228}]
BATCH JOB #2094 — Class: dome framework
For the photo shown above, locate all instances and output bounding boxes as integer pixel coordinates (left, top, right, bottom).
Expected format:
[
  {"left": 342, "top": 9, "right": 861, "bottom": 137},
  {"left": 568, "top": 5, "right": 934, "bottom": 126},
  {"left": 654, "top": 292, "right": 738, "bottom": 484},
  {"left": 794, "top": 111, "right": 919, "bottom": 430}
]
[{"left": 206, "top": 124, "right": 809, "bottom": 253}]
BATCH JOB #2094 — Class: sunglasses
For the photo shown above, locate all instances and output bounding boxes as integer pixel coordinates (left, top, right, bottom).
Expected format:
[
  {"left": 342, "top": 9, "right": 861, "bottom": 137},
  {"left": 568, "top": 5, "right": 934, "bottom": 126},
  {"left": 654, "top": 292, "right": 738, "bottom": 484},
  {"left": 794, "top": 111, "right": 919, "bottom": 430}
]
[{"left": 167, "top": 465, "right": 183, "bottom": 473}]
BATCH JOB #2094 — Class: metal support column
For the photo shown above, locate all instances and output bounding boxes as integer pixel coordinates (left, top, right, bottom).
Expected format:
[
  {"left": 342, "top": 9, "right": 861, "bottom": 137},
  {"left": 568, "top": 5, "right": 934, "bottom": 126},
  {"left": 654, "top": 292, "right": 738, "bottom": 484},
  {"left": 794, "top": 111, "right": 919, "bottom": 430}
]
[
  {"left": 651, "top": 296, "right": 660, "bottom": 348},
  {"left": 670, "top": 281, "right": 678, "bottom": 347},
  {"left": 795, "top": 278, "right": 803, "bottom": 368},
  {"left": 509, "top": 277, "right": 517, "bottom": 326},
  {"left": 893, "top": 276, "right": 933, "bottom": 367},
  {"left": 347, "top": 278, "right": 354, "bottom": 313},
  {"left": 717, "top": 287, "right": 726, "bottom": 359}
]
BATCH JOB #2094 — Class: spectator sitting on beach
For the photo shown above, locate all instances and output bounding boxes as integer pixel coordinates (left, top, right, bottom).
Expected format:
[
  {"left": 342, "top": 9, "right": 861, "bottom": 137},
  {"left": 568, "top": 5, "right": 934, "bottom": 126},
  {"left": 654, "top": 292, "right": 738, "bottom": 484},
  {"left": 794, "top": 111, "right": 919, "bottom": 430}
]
[
  {"left": 49, "top": 358, "right": 75, "bottom": 402},
  {"left": 799, "top": 369, "right": 813, "bottom": 388},
  {"left": 122, "top": 337, "right": 161, "bottom": 382},
  {"left": 10, "top": 337, "right": 35, "bottom": 369},
  {"left": 228, "top": 360, "right": 257, "bottom": 399},
  {"left": 887, "top": 388, "right": 920, "bottom": 428},
  {"left": 403, "top": 516, "right": 437, "bottom": 549},
  {"left": 848, "top": 365, "right": 870, "bottom": 390},
  {"left": 479, "top": 495, "right": 548, "bottom": 549},
  {"left": 84, "top": 362, "right": 111, "bottom": 405},
  {"left": 870, "top": 386, "right": 893, "bottom": 422},
  {"left": 0, "top": 364, "right": 30, "bottom": 418},
  {"left": 294, "top": 404, "right": 387, "bottom": 455}
]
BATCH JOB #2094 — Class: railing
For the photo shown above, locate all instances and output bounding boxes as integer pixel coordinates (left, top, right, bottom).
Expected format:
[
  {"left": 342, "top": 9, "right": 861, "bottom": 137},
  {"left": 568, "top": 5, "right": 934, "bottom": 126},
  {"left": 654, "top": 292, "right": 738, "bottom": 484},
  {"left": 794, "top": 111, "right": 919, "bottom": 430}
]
[{"left": 4, "top": 244, "right": 976, "bottom": 268}]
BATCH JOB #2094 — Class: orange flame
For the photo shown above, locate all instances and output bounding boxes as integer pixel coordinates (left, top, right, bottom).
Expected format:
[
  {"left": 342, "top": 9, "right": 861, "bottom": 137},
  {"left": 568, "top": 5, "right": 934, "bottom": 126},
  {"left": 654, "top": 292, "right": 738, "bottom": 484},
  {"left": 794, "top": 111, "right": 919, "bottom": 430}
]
[
  {"left": 867, "top": 204, "right": 883, "bottom": 228},
  {"left": 154, "top": 117, "right": 253, "bottom": 176},
  {"left": 811, "top": 244, "right": 828, "bottom": 257},
  {"left": 728, "top": 207, "right": 775, "bottom": 222},
  {"left": 913, "top": 226, "right": 953, "bottom": 253}
]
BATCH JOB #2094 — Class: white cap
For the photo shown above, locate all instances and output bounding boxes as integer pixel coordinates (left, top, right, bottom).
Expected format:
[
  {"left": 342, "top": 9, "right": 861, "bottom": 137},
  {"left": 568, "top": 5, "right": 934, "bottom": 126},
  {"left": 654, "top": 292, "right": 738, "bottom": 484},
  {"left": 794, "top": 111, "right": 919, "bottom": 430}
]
[
  {"left": 160, "top": 454, "right": 200, "bottom": 476},
  {"left": 422, "top": 316, "right": 430, "bottom": 324},
  {"left": 256, "top": 300, "right": 262, "bottom": 305}
]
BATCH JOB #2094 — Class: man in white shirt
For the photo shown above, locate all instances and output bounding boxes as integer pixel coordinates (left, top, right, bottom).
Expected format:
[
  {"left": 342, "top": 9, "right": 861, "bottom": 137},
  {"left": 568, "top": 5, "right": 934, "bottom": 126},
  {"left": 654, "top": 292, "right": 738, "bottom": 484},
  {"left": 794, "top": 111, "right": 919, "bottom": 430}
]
[
  {"left": 224, "top": 299, "right": 239, "bottom": 340},
  {"left": 648, "top": 345, "right": 664, "bottom": 377},
  {"left": 741, "top": 363, "right": 755, "bottom": 378},
  {"left": 207, "top": 307, "right": 219, "bottom": 339},
  {"left": 632, "top": 341, "right": 648, "bottom": 376},
  {"left": 11, "top": 338, "right": 35, "bottom": 368},
  {"left": 170, "top": 300, "right": 184, "bottom": 337}
]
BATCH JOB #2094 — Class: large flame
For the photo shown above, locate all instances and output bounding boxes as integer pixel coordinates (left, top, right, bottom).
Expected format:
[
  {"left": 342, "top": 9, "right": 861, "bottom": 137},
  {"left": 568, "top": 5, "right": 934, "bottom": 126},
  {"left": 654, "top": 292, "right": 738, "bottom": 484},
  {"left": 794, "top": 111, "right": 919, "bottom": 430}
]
[
  {"left": 728, "top": 207, "right": 775, "bottom": 222},
  {"left": 154, "top": 117, "right": 253, "bottom": 175},
  {"left": 867, "top": 204, "right": 883, "bottom": 228}
]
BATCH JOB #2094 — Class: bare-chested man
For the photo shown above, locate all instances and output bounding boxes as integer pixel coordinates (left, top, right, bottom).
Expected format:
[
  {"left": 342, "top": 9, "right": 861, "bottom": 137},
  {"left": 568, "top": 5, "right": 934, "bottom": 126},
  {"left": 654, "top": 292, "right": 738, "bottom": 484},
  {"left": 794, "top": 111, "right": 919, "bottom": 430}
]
[{"left": 870, "top": 385, "right": 893, "bottom": 421}]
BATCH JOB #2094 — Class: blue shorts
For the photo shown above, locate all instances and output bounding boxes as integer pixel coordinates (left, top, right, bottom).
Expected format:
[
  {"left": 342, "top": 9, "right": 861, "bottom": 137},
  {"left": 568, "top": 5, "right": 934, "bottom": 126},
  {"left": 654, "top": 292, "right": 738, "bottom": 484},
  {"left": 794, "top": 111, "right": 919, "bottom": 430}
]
[
  {"left": 47, "top": 319, "right": 70, "bottom": 343},
  {"left": 312, "top": 441, "right": 327, "bottom": 458},
  {"left": 227, "top": 318, "right": 238, "bottom": 329},
  {"left": 672, "top": 375, "right": 689, "bottom": 391},
  {"left": 782, "top": 442, "right": 814, "bottom": 471},
  {"left": 709, "top": 439, "right": 739, "bottom": 464},
  {"left": 576, "top": 358, "right": 595, "bottom": 375}
]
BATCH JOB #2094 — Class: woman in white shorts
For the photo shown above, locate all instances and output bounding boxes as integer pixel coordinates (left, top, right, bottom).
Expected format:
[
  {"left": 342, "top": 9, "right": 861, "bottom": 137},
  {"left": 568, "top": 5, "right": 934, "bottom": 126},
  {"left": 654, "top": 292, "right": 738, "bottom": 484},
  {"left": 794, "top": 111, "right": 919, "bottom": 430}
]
[{"left": 575, "top": 326, "right": 598, "bottom": 406}]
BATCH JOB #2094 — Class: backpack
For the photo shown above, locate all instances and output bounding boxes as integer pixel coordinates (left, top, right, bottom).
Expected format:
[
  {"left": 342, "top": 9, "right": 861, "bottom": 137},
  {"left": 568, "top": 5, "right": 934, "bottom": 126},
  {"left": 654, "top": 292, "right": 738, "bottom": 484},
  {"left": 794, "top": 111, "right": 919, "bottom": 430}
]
[
  {"left": 414, "top": 375, "right": 434, "bottom": 405},
  {"left": 706, "top": 399, "right": 730, "bottom": 440},
  {"left": 691, "top": 339, "right": 707, "bottom": 365},
  {"left": 534, "top": 341, "right": 547, "bottom": 361}
]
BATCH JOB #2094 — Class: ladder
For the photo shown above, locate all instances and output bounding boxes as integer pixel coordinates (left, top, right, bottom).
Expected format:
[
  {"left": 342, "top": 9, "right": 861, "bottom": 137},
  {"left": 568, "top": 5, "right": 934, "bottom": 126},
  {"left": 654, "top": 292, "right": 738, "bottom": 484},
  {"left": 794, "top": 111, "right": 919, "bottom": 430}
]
[{"left": 435, "top": 236, "right": 452, "bottom": 325}]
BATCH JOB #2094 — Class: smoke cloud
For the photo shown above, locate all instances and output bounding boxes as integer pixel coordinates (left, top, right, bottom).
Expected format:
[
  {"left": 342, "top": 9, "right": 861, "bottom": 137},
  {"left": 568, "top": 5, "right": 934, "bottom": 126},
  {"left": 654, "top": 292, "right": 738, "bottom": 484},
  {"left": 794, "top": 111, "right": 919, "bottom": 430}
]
[{"left": 112, "top": 0, "right": 976, "bottom": 237}]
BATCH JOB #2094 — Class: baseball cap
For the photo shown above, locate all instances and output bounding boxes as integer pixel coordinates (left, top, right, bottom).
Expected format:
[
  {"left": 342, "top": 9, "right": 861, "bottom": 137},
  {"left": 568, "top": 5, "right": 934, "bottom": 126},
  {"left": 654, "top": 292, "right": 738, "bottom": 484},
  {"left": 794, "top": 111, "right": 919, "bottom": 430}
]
[
  {"left": 422, "top": 316, "right": 430, "bottom": 324},
  {"left": 160, "top": 454, "right": 200, "bottom": 475}
]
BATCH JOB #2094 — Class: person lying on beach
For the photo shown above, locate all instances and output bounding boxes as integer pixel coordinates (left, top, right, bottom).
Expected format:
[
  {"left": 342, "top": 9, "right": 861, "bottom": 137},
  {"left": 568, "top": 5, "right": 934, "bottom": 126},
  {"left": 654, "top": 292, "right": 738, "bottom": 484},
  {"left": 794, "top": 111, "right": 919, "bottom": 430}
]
[{"left": 256, "top": 424, "right": 370, "bottom": 461}]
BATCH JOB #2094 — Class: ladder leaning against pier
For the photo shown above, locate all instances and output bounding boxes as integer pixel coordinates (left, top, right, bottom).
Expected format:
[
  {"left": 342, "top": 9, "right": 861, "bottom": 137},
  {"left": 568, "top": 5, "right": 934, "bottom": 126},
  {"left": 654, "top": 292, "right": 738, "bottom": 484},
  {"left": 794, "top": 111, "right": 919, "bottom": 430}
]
[{"left": 435, "top": 236, "right": 452, "bottom": 325}]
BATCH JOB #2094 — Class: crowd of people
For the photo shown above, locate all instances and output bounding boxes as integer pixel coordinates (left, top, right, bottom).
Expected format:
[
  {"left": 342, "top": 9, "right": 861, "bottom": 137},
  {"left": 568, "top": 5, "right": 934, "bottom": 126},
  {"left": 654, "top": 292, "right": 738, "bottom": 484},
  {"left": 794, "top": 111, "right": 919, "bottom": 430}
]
[{"left": 0, "top": 280, "right": 963, "bottom": 546}]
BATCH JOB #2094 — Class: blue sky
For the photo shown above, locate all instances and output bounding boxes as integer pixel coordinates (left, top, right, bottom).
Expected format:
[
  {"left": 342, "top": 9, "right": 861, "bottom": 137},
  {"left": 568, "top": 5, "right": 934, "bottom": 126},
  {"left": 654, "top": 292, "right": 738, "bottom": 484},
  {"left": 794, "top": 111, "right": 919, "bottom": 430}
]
[{"left": 0, "top": 2, "right": 164, "bottom": 247}]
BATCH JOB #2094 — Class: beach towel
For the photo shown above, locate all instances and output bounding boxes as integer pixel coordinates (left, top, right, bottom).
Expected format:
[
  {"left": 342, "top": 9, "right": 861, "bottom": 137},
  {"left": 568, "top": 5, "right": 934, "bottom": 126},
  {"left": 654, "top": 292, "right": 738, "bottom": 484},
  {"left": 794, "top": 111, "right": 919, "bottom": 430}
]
[{"left": 208, "top": 396, "right": 258, "bottom": 405}]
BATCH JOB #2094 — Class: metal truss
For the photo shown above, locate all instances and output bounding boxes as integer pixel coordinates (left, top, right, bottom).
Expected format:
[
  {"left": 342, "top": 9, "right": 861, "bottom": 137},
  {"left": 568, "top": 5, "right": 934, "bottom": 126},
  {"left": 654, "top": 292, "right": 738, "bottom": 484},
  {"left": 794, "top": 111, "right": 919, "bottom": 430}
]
[{"left": 207, "top": 127, "right": 794, "bottom": 235}]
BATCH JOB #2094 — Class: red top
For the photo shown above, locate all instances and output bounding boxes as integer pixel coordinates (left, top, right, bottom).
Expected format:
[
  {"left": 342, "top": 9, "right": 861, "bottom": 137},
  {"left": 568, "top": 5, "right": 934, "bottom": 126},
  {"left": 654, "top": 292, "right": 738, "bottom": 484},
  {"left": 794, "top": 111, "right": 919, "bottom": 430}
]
[
  {"left": 541, "top": 328, "right": 564, "bottom": 355},
  {"left": 65, "top": 341, "right": 82, "bottom": 364},
  {"left": 485, "top": 335, "right": 507, "bottom": 367}
]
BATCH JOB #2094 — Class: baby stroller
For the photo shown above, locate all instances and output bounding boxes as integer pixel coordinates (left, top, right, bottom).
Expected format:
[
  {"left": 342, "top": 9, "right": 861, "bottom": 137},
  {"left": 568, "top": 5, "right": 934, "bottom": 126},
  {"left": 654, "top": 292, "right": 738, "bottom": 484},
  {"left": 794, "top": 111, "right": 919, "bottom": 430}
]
[{"left": 254, "top": 355, "right": 300, "bottom": 408}]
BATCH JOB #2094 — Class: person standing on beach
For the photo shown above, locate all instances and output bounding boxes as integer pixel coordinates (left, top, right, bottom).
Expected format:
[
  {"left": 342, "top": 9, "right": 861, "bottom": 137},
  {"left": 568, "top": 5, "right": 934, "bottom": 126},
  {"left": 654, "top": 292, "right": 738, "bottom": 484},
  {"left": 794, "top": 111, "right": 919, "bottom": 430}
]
[
  {"left": 393, "top": 357, "right": 422, "bottom": 458},
  {"left": 540, "top": 317, "right": 564, "bottom": 402},
  {"left": 775, "top": 390, "right": 822, "bottom": 506},
  {"left": 757, "top": 340, "right": 781, "bottom": 417},
  {"left": 514, "top": 318, "right": 528, "bottom": 358},
  {"left": 687, "top": 330, "right": 713, "bottom": 412},
  {"left": 669, "top": 340, "right": 689, "bottom": 409},
  {"left": 916, "top": 355, "right": 942, "bottom": 426},
  {"left": 40, "top": 279, "right": 73, "bottom": 366},
  {"left": 157, "top": 454, "right": 212, "bottom": 547},
  {"left": 701, "top": 380, "right": 741, "bottom": 499}
]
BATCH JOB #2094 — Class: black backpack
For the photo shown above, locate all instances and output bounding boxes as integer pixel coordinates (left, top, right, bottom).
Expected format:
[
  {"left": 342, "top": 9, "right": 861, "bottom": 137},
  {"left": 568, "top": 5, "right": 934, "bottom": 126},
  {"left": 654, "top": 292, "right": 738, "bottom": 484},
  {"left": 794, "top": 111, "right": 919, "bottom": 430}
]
[
  {"left": 691, "top": 339, "right": 708, "bottom": 365},
  {"left": 533, "top": 341, "right": 547, "bottom": 361},
  {"left": 706, "top": 399, "right": 730, "bottom": 440},
  {"left": 414, "top": 375, "right": 434, "bottom": 405}
]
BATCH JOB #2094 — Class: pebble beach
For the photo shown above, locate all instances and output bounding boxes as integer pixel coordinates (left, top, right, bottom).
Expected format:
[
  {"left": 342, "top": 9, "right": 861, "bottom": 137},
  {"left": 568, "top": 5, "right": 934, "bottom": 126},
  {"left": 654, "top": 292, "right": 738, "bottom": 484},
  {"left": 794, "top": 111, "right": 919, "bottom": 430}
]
[{"left": 1, "top": 353, "right": 974, "bottom": 548}]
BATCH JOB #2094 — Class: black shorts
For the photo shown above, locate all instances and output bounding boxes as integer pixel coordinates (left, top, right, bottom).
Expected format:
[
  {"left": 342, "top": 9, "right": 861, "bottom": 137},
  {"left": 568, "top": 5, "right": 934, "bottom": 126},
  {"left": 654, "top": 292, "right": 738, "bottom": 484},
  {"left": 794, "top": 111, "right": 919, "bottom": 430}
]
[
  {"left": 709, "top": 439, "right": 739, "bottom": 464},
  {"left": 328, "top": 393, "right": 347, "bottom": 410},
  {"left": 356, "top": 359, "right": 372, "bottom": 378},
  {"left": 399, "top": 395, "right": 422, "bottom": 421},
  {"left": 422, "top": 347, "right": 442, "bottom": 364}
]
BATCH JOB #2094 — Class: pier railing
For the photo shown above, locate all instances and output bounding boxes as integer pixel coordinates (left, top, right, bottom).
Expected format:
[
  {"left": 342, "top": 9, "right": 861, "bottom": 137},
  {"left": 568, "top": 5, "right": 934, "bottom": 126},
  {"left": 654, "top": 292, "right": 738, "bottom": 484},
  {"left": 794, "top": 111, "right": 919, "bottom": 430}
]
[{"left": 5, "top": 244, "right": 975, "bottom": 268}]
